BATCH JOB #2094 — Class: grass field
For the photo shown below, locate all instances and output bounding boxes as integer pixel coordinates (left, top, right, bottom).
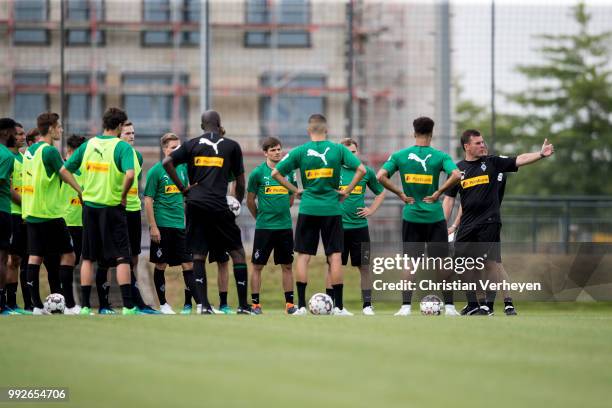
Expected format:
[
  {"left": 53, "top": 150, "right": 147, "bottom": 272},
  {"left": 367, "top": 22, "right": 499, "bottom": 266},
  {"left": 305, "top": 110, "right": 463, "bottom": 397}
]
[{"left": 2, "top": 259, "right": 612, "bottom": 407}]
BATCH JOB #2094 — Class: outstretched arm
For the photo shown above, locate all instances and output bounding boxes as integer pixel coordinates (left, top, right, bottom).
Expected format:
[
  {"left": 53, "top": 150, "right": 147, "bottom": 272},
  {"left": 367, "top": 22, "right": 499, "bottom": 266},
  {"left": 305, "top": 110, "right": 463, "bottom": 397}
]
[{"left": 516, "top": 139, "right": 554, "bottom": 167}]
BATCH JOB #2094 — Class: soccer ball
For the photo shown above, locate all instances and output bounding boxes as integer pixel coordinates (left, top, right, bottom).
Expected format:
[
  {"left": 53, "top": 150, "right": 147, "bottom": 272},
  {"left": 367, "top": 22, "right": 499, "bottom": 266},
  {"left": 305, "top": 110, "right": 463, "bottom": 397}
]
[
  {"left": 44, "top": 293, "right": 66, "bottom": 314},
  {"left": 420, "top": 294, "right": 443, "bottom": 316},
  {"left": 308, "top": 293, "right": 333, "bottom": 315},
  {"left": 227, "top": 195, "right": 241, "bottom": 216}
]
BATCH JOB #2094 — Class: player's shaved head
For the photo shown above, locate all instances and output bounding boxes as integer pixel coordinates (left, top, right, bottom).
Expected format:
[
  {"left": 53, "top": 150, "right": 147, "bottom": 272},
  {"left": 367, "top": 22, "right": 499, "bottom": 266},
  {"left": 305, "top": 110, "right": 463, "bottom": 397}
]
[
  {"left": 307, "top": 114, "right": 327, "bottom": 135},
  {"left": 201, "top": 110, "right": 221, "bottom": 132}
]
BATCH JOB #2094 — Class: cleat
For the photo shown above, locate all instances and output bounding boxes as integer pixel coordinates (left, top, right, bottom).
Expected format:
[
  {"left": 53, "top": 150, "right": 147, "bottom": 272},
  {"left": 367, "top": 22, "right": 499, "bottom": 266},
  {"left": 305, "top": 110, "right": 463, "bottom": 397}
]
[
  {"left": 196, "top": 304, "right": 215, "bottom": 315},
  {"left": 251, "top": 304, "right": 263, "bottom": 315},
  {"left": 1, "top": 307, "right": 20, "bottom": 315},
  {"left": 236, "top": 305, "right": 253, "bottom": 315},
  {"left": 98, "top": 307, "right": 117, "bottom": 315},
  {"left": 180, "top": 304, "right": 192, "bottom": 315},
  {"left": 160, "top": 303, "right": 176, "bottom": 315},
  {"left": 504, "top": 305, "right": 517, "bottom": 316},
  {"left": 64, "top": 305, "right": 82, "bottom": 315},
  {"left": 285, "top": 303, "right": 298, "bottom": 315},
  {"left": 79, "top": 306, "right": 94, "bottom": 315},
  {"left": 444, "top": 304, "right": 461, "bottom": 316},
  {"left": 138, "top": 305, "right": 162, "bottom": 315},
  {"left": 122, "top": 307, "right": 139, "bottom": 315},
  {"left": 362, "top": 306, "right": 375, "bottom": 316},
  {"left": 460, "top": 304, "right": 482, "bottom": 316},
  {"left": 333, "top": 307, "right": 354, "bottom": 316},
  {"left": 394, "top": 305, "right": 411, "bottom": 316},
  {"left": 11, "top": 307, "right": 33, "bottom": 315},
  {"left": 33, "top": 307, "right": 51, "bottom": 315},
  {"left": 292, "top": 306, "right": 307, "bottom": 316},
  {"left": 218, "top": 305, "right": 236, "bottom": 315},
  {"left": 477, "top": 305, "right": 492, "bottom": 316}
]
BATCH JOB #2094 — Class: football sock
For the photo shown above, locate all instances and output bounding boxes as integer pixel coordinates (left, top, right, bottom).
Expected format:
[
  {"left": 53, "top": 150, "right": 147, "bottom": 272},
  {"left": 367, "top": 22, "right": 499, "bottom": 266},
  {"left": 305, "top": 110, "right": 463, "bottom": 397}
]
[
  {"left": 6, "top": 282, "right": 18, "bottom": 308},
  {"left": 296, "top": 281, "right": 307, "bottom": 308},
  {"left": 81, "top": 285, "right": 92, "bottom": 308},
  {"left": 182, "top": 269, "right": 194, "bottom": 305},
  {"left": 332, "top": 284, "right": 344, "bottom": 310},
  {"left": 119, "top": 284, "right": 134, "bottom": 309},
  {"left": 20, "top": 259, "right": 32, "bottom": 310},
  {"left": 478, "top": 297, "right": 486, "bottom": 305},
  {"left": 402, "top": 290, "right": 412, "bottom": 306},
  {"left": 219, "top": 291, "right": 228, "bottom": 308},
  {"left": 504, "top": 297, "right": 514, "bottom": 307},
  {"left": 0, "top": 287, "right": 5, "bottom": 311},
  {"left": 466, "top": 290, "right": 478, "bottom": 307},
  {"left": 485, "top": 290, "right": 497, "bottom": 310},
  {"left": 362, "top": 289, "right": 372, "bottom": 308},
  {"left": 95, "top": 267, "right": 110, "bottom": 309},
  {"left": 130, "top": 267, "right": 146, "bottom": 308},
  {"left": 325, "top": 287, "right": 334, "bottom": 301},
  {"left": 251, "top": 293, "right": 260, "bottom": 305},
  {"left": 193, "top": 259, "right": 209, "bottom": 307},
  {"left": 233, "top": 263, "right": 248, "bottom": 307},
  {"left": 45, "top": 258, "right": 61, "bottom": 294},
  {"left": 27, "top": 264, "right": 43, "bottom": 308},
  {"left": 284, "top": 291, "right": 294, "bottom": 304},
  {"left": 59, "top": 265, "right": 76, "bottom": 308},
  {"left": 442, "top": 291, "right": 454, "bottom": 305},
  {"left": 153, "top": 268, "right": 166, "bottom": 305}
]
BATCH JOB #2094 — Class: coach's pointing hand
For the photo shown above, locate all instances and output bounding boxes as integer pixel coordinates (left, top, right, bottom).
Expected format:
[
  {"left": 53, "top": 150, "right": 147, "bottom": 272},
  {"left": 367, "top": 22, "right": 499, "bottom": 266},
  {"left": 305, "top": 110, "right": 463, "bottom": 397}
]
[{"left": 541, "top": 139, "right": 554, "bottom": 158}]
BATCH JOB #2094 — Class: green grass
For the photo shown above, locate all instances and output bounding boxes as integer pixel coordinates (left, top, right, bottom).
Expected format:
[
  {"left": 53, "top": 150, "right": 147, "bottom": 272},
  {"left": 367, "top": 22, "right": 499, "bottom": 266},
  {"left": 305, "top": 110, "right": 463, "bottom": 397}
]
[{"left": 2, "top": 259, "right": 612, "bottom": 407}]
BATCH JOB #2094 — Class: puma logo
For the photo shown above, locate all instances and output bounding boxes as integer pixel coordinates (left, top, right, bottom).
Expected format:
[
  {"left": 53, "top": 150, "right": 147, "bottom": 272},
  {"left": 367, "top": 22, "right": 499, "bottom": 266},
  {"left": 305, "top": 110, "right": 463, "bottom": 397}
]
[
  {"left": 408, "top": 153, "right": 432, "bottom": 172},
  {"left": 199, "top": 137, "right": 225, "bottom": 154},
  {"left": 307, "top": 147, "right": 330, "bottom": 166}
]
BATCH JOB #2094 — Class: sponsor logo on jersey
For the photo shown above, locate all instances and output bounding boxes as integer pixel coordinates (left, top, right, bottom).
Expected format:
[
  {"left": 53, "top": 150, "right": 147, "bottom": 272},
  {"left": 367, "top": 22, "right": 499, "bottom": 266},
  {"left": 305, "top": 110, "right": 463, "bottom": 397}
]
[
  {"left": 21, "top": 185, "right": 34, "bottom": 194},
  {"left": 128, "top": 187, "right": 138, "bottom": 195},
  {"left": 307, "top": 147, "right": 330, "bottom": 165},
  {"left": 85, "top": 161, "right": 109, "bottom": 172},
  {"left": 461, "top": 175, "right": 490, "bottom": 189},
  {"left": 264, "top": 186, "right": 289, "bottom": 195},
  {"left": 408, "top": 153, "right": 432, "bottom": 171},
  {"left": 70, "top": 197, "right": 82, "bottom": 206},
  {"left": 404, "top": 174, "right": 433, "bottom": 184},
  {"left": 164, "top": 185, "right": 180, "bottom": 194},
  {"left": 194, "top": 156, "right": 224, "bottom": 167},
  {"left": 339, "top": 185, "right": 363, "bottom": 194},
  {"left": 305, "top": 168, "right": 333, "bottom": 179}
]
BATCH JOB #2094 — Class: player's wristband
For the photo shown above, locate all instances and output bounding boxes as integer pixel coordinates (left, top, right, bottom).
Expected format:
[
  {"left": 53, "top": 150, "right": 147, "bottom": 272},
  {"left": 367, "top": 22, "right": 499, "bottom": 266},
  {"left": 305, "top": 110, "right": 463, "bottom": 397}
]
[{"left": 539, "top": 152, "right": 546, "bottom": 158}]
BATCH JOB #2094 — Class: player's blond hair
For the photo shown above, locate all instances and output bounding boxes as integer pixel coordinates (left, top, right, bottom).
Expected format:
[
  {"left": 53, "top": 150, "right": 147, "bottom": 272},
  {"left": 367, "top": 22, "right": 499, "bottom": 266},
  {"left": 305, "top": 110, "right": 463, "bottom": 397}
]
[{"left": 160, "top": 132, "right": 179, "bottom": 148}]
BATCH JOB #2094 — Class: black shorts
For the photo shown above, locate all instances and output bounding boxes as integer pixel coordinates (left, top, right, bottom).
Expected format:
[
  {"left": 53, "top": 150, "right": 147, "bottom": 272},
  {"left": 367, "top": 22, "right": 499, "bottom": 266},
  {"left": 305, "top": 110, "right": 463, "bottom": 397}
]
[
  {"left": 126, "top": 210, "right": 142, "bottom": 256},
  {"left": 341, "top": 226, "right": 370, "bottom": 267},
  {"left": 68, "top": 226, "right": 83, "bottom": 265},
  {"left": 0, "top": 211, "right": 11, "bottom": 251},
  {"left": 294, "top": 214, "right": 343, "bottom": 256},
  {"left": 208, "top": 248, "right": 230, "bottom": 264},
  {"left": 186, "top": 204, "right": 243, "bottom": 256},
  {"left": 402, "top": 220, "right": 449, "bottom": 258},
  {"left": 455, "top": 223, "right": 502, "bottom": 263},
  {"left": 150, "top": 227, "right": 192, "bottom": 266},
  {"left": 9, "top": 214, "right": 26, "bottom": 256},
  {"left": 26, "top": 218, "right": 74, "bottom": 257},
  {"left": 82, "top": 205, "right": 131, "bottom": 262},
  {"left": 252, "top": 228, "right": 294, "bottom": 265}
]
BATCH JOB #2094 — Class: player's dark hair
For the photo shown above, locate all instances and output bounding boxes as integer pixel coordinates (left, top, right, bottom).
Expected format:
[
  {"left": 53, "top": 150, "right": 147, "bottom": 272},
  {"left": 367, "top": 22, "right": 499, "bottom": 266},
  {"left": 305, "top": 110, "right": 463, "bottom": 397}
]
[
  {"left": 262, "top": 136, "right": 282, "bottom": 152},
  {"left": 160, "top": 132, "right": 179, "bottom": 148},
  {"left": 413, "top": 116, "right": 434, "bottom": 136},
  {"left": 0, "top": 117, "right": 16, "bottom": 131},
  {"left": 15, "top": 122, "right": 23, "bottom": 129},
  {"left": 340, "top": 138, "right": 358, "bottom": 149},
  {"left": 461, "top": 129, "right": 481, "bottom": 151},
  {"left": 67, "top": 134, "right": 86, "bottom": 150},
  {"left": 26, "top": 128, "right": 40, "bottom": 145},
  {"left": 123, "top": 121, "right": 133, "bottom": 127},
  {"left": 37, "top": 112, "right": 60, "bottom": 136},
  {"left": 102, "top": 107, "right": 128, "bottom": 131}
]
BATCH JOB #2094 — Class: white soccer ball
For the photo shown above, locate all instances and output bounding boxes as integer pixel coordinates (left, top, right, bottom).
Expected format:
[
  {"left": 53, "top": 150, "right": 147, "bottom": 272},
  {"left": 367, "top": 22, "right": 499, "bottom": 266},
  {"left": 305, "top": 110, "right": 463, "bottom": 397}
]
[
  {"left": 308, "top": 293, "right": 334, "bottom": 315},
  {"left": 420, "top": 294, "right": 443, "bottom": 316},
  {"left": 226, "top": 195, "right": 241, "bottom": 216},
  {"left": 44, "top": 293, "right": 66, "bottom": 314}
]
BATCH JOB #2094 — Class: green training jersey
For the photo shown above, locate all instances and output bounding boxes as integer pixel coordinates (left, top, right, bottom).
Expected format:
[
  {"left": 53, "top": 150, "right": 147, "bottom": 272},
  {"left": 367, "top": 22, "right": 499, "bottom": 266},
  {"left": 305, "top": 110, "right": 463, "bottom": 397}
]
[
  {"left": 339, "top": 165, "right": 384, "bottom": 229},
  {"left": 60, "top": 170, "right": 83, "bottom": 227},
  {"left": 64, "top": 135, "right": 134, "bottom": 208},
  {"left": 144, "top": 161, "right": 189, "bottom": 229},
  {"left": 0, "top": 144, "right": 14, "bottom": 214},
  {"left": 10, "top": 151, "right": 23, "bottom": 215},
  {"left": 126, "top": 149, "right": 143, "bottom": 212},
  {"left": 22, "top": 142, "right": 64, "bottom": 221},
  {"left": 382, "top": 145, "right": 457, "bottom": 223},
  {"left": 276, "top": 140, "right": 361, "bottom": 216},
  {"left": 247, "top": 161, "right": 297, "bottom": 230}
]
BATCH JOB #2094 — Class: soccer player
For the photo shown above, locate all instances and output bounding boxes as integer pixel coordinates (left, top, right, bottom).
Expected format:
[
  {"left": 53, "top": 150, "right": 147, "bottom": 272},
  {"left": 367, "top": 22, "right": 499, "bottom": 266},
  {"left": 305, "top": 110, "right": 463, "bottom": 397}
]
[
  {"left": 377, "top": 116, "right": 462, "bottom": 316},
  {"left": 61, "top": 107, "right": 139, "bottom": 315},
  {"left": 246, "top": 136, "right": 298, "bottom": 315},
  {"left": 325, "top": 138, "right": 385, "bottom": 315},
  {"left": 0, "top": 118, "right": 18, "bottom": 315},
  {"left": 144, "top": 132, "right": 197, "bottom": 315},
  {"left": 272, "top": 114, "right": 366, "bottom": 316},
  {"left": 21, "top": 113, "right": 81, "bottom": 315},
  {"left": 442, "top": 129, "right": 554, "bottom": 315},
  {"left": 163, "top": 110, "right": 251, "bottom": 314}
]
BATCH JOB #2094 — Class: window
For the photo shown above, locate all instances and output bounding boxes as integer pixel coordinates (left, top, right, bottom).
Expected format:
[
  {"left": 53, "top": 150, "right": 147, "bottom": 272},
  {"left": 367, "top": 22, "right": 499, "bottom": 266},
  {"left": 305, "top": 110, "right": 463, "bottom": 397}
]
[
  {"left": 66, "top": 73, "right": 105, "bottom": 134},
  {"left": 13, "top": 0, "right": 49, "bottom": 45},
  {"left": 182, "top": 0, "right": 200, "bottom": 46},
  {"left": 66, "top": 0, "right": 105, "bottom": 46},
  {"left": 13, "top": 72, "right": 49, "bottom": 130},
  {"left": 260, "top": 74, "right": 325, "bottom": 146},
  {"left": 245, "top": 0, "right": 310, "bottom": 48},
  {"left": 122, "top": 74, "right": 188, "bottom": 145},
  {"left": 142, "top": 0, "right": 172, "bottom": 46}
]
